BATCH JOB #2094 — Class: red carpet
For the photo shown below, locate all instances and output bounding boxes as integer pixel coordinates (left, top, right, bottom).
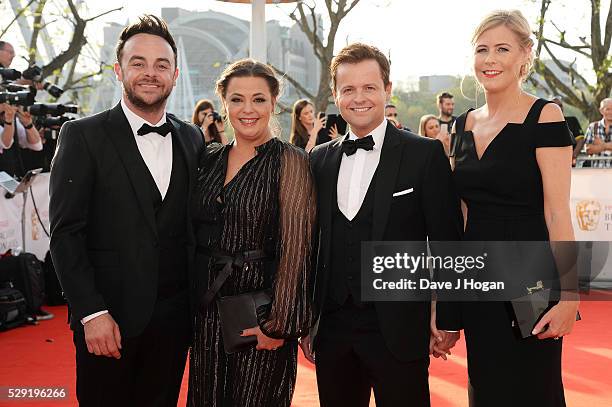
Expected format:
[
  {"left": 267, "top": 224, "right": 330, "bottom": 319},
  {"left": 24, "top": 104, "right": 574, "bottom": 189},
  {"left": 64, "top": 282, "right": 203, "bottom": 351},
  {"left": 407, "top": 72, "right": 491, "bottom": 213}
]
[{"left": 1, "top": 300, "right": 611, "bottom": 406}]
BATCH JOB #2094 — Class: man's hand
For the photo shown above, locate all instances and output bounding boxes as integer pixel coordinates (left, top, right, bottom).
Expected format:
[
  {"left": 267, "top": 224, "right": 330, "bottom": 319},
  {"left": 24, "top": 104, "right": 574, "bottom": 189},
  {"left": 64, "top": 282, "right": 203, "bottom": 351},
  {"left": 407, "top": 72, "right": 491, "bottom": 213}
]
[
  {"left": 299, "top": 334, "right": 315, "bottom": 364},
  {"left": 83, "top": 313, "right": 122, "bottom": 359},
  {"left": 436, "top": 131, "right": 451, "bottom": 156},
  {"left": 16, "top": 108, "right": 33, "bottom": 127},
  {"left": 431, "top": 331, "right": 460, "bottom": 360},
  {"left": 587, "top": 136, "right": 607, "bottom": 154},
  {"left": 3, "top": 104, "right": 17, "bottom": 121}
]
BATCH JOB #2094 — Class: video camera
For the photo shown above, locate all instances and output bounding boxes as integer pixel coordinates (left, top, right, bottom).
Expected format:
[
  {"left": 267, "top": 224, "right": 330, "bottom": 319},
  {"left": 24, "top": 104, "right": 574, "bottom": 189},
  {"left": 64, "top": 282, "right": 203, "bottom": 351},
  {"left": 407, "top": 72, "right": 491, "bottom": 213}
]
[
  {"left": 22, "top": 66, "right": 63, "bottom": 98},
  {"left": 29, "top": 103, "right": 78, "bottom": 116},
  {"left": 36, "top": 115, "right": 74, "bottom": 130},
  {"left": 0, "top": 67, "right": 22, "bottom": 81},
  {"left": 0, "top": 68, "right": 37, "bottom": 107},
  {"left": 29, "top": 103, "right": 78, "bottom": 136},
  {"left": 0, "top": 65, "right": 64, "bottom": 104},
  {"left": 0, "top": 87, "right": 36, "bottom": 106}
]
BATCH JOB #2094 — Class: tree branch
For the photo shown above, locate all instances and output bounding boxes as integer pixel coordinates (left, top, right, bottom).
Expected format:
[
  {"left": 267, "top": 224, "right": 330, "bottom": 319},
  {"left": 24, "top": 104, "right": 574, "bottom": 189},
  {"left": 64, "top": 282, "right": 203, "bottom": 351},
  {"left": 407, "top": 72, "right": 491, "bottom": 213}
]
[
  {"left": 28, "top": 0, "right": 47, "bottom": 65},
  {"left": 343, "top": 0, "right": 361, "bottom": 17},
  {"left": 63, "top": 64, "right": 107, "bottom": 90},
  {"left": 534, "top": 0, "right": 551, "bottom": 58},
  {"left": 541, "top": 41, "right": 591, "bottom": 90},
  {"left": 542, "top": 37, "right": 591, "bottom": 58},
  {"left": 270, "top": 63, "right": 315, "bottom": 100},
  {"left": 603, "top": 0, "right": 612, "bottom": 57},
  {"left": 591, "top": 0, "right": 602, "bottom": 66},
  {"left": 534, "top": 59, "right": 587, "bottom": 112},
  {"left": 85, "top": 7, "right": 123, "bottom": 23},
  {"left": 42, "top": 1, "right": 121, "bottom": 78},
  {"left": 0, "top": 0, "right": 37, "bottom": 39}
]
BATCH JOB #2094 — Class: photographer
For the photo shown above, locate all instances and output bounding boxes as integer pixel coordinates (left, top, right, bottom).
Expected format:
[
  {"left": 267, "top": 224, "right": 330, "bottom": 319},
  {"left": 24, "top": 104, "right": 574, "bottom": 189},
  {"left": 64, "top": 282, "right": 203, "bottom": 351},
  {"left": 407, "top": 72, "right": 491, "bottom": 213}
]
[
  {"left": 192, "top": 99, "right": 228, "bottom": 145},
  {"left": 0, "top": 41, "right": 16, "bottom": 68},
  {"left": 0, "top": 103, "right": 42, "bottom": 177},
  {"left": 584, "top": 98, "right": 612, "bottom": 168}
]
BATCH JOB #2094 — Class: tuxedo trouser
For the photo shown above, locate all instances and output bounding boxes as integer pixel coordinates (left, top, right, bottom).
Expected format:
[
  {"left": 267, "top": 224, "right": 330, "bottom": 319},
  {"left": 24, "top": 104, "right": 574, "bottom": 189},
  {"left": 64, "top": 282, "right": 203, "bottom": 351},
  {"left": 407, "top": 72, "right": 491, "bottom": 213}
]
[
  {"left": 73, "top": 290, "right": 191, "bottom": 407},
  {"left": 315, "top": 299, "right": 430, "bottom": 407}
]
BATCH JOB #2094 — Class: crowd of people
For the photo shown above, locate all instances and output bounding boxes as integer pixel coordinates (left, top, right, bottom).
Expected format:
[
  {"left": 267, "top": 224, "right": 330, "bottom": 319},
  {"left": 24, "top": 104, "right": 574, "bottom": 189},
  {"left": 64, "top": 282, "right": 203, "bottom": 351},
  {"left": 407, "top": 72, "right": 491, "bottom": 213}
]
[{"left": 5, "top": 6, "right": 603, "bottom": 407}]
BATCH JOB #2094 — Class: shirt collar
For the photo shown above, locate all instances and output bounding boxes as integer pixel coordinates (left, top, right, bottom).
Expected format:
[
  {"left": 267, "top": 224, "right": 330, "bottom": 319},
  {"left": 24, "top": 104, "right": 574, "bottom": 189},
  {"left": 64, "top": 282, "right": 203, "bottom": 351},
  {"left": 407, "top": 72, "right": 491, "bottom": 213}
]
[
  {"left": 347, "top": 118, "right": 387, "bottom": 150},
  {"left": 120, "top": 98, "right": 167, "bottom": 137},
  {"left": 599, "top": 118, "right": 611, "bottom": 129}
]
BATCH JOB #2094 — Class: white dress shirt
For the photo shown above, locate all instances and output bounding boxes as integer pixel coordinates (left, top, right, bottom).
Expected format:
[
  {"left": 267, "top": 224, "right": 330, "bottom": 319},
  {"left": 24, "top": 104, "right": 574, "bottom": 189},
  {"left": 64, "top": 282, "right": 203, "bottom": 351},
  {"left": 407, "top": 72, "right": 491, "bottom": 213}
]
[
  {"left": 81, "top": 100, "right": 173, "bottom": 325},
  {"left": 337, "top": 119, "right": 387, "bottom": 220},
  {"left": 0, "top": 118, "right": 43, "bottom": 152},
  {"left": 120, "top": 98, "right": 173, "bottom": 199}
]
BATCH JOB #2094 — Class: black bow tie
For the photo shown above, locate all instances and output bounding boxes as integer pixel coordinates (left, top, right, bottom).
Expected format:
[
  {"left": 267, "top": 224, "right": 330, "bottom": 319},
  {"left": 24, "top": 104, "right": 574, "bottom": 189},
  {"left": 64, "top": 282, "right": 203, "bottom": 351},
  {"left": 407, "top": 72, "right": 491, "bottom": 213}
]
[
  {"left": 137, "top": 122, "right": 173, "bottom": 137},
  {"left": 341, "top": 135, "right": 375, "bottom": 156}
]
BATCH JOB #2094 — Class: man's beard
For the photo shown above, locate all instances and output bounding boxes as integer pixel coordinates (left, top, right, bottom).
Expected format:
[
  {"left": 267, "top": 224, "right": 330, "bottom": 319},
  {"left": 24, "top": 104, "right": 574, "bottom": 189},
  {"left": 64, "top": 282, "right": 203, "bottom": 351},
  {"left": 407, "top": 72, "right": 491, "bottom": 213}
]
[
  {"left": 124, "top": 82, "right": 172, "bottom": 113},
  {"left": 442, "top": 108, "right": 454, "bottom": 117}
]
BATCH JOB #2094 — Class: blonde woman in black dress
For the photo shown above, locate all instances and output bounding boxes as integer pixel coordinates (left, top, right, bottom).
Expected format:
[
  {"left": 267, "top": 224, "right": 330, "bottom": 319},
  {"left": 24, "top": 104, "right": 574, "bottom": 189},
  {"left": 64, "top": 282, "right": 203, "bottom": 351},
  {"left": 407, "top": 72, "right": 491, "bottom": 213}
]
[
  {"left": 188, "top": 59, "right": 316, "bottom": 406},
  {"left": 445, "top": 10, "right": 579, "bottom": 407}
]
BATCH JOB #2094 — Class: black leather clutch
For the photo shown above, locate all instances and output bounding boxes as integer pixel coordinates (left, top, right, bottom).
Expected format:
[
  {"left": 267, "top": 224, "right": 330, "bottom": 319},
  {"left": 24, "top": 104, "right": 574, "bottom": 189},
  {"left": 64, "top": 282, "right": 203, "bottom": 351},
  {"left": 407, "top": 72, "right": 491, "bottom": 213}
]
[
  {"left": 510, "top": 281, "right": 581, "bottom": 339},
  {"left": 510, "top": 287, "right": 553, "bottom": 338},
  {"left": 216, "top": 290, "right": 271, "bottom": 354}
]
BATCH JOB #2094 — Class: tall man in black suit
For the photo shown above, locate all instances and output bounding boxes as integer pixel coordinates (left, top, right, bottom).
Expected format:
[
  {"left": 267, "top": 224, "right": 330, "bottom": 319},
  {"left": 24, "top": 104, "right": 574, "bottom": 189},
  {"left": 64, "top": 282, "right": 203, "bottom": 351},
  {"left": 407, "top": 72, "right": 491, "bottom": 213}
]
[
  {"left": 300, "top": 43, "right": 463, "bottom": 406},
  {"left": 49, "top": 16, "right": 203, "bottom": 407}
]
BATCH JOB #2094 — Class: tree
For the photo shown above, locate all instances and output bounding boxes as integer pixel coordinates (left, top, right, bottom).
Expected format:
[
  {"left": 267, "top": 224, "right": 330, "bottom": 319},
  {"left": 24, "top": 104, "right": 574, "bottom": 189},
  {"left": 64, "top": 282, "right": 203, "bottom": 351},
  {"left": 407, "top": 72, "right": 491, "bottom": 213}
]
[
  {"left": 1, "top": 0, "right": 121, "bottom": 100},
  {"left": 272, "top": 0, "right": 361, "bottom": 112},
  {"left": 531, "top": 0, "right": 611, "bottom": 121}
]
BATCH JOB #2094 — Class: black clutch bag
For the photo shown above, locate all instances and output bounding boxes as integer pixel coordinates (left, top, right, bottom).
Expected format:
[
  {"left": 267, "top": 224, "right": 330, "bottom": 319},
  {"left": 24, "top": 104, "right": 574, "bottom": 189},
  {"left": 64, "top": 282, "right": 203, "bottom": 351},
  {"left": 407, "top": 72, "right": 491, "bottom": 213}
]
[
  {"left": 510, "top": 280, "right": 580, "bottom": 339},
  {"left": 216, "top": 290, "right": 271, "bottom": 354},
  {"left": 198, "top": 247, "right": 273, "bottom": 354}
]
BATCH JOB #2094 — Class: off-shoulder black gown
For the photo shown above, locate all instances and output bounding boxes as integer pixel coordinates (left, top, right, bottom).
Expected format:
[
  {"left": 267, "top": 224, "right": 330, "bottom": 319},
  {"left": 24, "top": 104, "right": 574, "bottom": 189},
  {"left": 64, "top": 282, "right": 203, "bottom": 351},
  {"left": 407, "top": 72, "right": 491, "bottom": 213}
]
[
  {"left": 451, "top": 99, "right": 573, "bottom": 407},
  {"left": 188, "top": 138, "right": 316, "bottom": 407}
]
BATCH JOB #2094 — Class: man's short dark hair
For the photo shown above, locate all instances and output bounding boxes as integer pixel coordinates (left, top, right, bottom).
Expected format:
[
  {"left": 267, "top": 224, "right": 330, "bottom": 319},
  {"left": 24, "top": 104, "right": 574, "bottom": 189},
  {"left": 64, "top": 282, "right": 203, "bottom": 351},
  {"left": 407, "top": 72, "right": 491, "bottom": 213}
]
[
  {"left": 330, "top": 43, "right": 391, "bottom": 92},
  {"left": 0, "top": 41, "right": 7, "bottom": 50},
  {"left": 437, "top": 92, "right": 454, "bottom": 104},
  {"left": 385, "top": 104, "right": 396, "bottom": 109},
  {"left": 115, "top": 15, "right": 177, "bottom": 66}
]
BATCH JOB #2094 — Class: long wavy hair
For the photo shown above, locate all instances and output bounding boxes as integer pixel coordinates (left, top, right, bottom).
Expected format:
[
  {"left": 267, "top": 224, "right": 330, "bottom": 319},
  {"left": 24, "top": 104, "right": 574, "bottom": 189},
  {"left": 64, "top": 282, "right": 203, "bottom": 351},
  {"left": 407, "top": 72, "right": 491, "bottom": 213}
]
[
  {"left": 192, "top": 99, "right": 222, "bottom": 143},
  {"left": 289, "top": 99, "right": 312, "bottom": 147}
]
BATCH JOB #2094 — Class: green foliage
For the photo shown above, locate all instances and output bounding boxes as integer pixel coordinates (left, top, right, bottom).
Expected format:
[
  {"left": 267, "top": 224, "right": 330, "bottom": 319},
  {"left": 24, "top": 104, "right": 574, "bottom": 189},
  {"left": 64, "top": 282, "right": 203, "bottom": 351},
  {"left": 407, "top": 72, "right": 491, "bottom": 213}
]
[{"left": 391, "top": 76, "right": 482, "bottom": 131}]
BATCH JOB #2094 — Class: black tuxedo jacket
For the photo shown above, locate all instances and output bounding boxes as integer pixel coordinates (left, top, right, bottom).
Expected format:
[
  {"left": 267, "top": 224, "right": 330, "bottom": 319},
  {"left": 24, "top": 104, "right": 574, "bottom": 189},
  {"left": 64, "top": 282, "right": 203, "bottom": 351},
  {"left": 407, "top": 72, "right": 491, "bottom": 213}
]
[
  {"left": 309, "top": 122, "right": 463, "bottom": 362},
  {"left": 49, "top": 103, "right": 203, "bottom": 337}
]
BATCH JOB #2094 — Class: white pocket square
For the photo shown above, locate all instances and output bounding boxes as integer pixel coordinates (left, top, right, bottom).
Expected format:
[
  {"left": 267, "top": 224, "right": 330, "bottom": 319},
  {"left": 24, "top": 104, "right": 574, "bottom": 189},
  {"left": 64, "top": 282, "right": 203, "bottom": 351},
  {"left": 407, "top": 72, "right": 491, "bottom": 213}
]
[{"left": 392, "top": 188, "right": 414, "bottom": 197}]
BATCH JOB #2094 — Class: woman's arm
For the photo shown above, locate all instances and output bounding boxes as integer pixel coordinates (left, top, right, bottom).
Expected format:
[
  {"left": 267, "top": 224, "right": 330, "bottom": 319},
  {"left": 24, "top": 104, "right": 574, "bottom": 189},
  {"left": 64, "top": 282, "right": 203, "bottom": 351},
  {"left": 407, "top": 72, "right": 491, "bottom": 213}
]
[
  {"left": 257, "top": 146, "right": 316, "bottom": 339},
  {"left": 0, "top": 105, "right": 17, "bottom": 149},
  {"left": 533, "top": 103, "right": 579, "bottom": 339},
  {"left": 17, "top": 109, "right": 42, "bottom": 151},
  {"left": 305, "top": 115, "right": 325, "bottom": 152}
]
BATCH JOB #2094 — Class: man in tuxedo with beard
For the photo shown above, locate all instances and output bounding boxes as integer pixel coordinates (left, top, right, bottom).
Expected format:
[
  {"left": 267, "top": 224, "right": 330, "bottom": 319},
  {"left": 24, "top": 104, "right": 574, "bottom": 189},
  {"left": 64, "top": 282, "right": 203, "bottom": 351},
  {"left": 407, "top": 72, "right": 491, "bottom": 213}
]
[
  {"left": 50, "top": 15, "right": 202, "bottom": 406},
  {"left": 300, "top": 43, "right": 463, "bottom": 406}
]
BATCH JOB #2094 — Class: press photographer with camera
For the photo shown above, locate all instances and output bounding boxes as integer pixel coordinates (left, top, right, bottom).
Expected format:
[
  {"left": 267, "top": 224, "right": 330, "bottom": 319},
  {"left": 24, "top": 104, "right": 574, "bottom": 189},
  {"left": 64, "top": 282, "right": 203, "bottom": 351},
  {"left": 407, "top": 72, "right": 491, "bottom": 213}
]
[
  {"left": 20, "top": 104, "right": 77, "bottom": 172},
  {"left": 0, "top": 102, "right": 42, "bottom": 177},
  {"left": 192, "top": 98, "right": 228, "bottom": 145},
  {"left": 0, "top": 41, "right": 16, "bottom": 68}
]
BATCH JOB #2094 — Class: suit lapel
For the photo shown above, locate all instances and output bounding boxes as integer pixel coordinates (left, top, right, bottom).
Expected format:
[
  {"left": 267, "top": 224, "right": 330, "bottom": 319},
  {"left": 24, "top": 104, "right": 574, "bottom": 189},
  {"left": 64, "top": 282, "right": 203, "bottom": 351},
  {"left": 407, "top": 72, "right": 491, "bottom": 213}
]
[
  {"left": 319, "top": 135, "right": 347, "bottom": 244},
  {"left": 105, "top": 103, "right": 158, "bottom": 239},
  {"left": 372, "top": 123, "right": 403, "bottom": 241},
  {"left": 167, "top": 115, "right": 196, "bottom": 191}
]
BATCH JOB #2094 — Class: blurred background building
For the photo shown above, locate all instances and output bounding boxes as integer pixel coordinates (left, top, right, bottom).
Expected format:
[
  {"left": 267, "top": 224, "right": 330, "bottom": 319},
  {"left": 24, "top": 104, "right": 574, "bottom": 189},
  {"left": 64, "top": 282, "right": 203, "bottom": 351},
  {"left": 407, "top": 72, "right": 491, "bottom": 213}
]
[{"left": 90, "top": 7, "right": 321, "bottom": 120}]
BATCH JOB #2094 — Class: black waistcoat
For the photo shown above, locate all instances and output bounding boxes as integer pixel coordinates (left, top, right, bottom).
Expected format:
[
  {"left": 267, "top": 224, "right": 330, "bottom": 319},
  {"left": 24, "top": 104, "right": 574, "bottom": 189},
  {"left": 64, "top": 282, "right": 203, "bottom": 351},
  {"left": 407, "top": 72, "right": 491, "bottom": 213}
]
[
  {"left": 142, "top": 132, "right": 189, "bottom": 299},
  {"left": 327, "top": 175, "right": 377, "bottom": 307}
]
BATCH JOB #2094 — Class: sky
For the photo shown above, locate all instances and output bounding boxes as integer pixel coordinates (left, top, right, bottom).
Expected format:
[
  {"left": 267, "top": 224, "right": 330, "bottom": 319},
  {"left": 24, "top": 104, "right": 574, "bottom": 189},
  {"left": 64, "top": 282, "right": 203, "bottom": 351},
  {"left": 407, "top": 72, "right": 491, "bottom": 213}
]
[{"left": 1, "top": 0, "right": 607, "bottom": 84}]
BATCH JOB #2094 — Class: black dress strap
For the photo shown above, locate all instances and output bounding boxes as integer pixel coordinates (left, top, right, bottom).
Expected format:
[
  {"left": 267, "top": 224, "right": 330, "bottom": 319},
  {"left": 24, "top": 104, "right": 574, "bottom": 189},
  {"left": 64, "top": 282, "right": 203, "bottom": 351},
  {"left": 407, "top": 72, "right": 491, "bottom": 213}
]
[
  {"left": 522, "top": 98, "right": 551, "bottom": 135},
  {"left": 450, "top": 108, "right": 475, "bottom": 157},
  {"left": 454, "top": 108, "right": 474, "bottom": 134}
]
